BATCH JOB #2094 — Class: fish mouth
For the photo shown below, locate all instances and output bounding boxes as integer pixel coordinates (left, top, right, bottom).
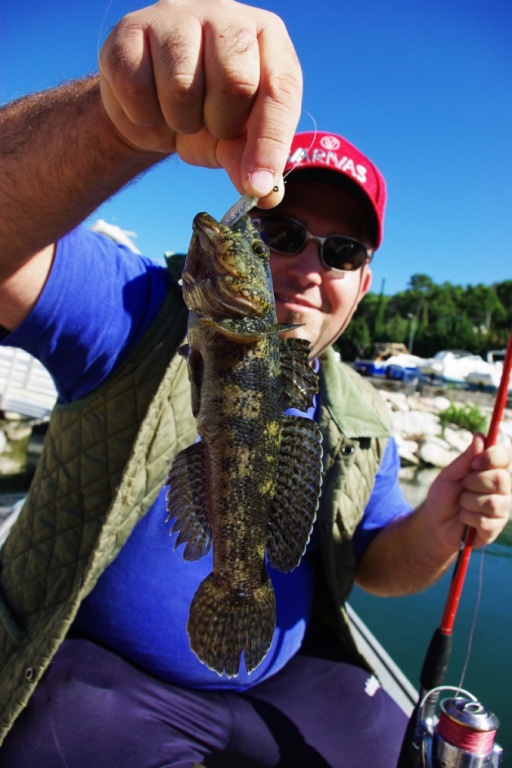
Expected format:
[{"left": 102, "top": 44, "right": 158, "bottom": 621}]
[
  {"left": 182, "top": 214, "right": 272, "bottom": 319},
  {"left": 195, "top": 217, "right": 221, "bottom": 255},
  {"left": 193, "top": 215, "right": 242, "bottom": 279}
]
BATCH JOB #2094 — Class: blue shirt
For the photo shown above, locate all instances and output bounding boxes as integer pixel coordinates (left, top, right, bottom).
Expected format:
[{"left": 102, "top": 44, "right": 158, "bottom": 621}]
[{"left": 2, "top": 225, "right": 412, "bottom": 689}]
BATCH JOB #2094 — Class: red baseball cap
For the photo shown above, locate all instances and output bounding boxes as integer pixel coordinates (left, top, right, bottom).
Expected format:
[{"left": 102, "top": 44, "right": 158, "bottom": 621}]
[{"left": 284, "top": 131, "right": 387, "bottom": 248}]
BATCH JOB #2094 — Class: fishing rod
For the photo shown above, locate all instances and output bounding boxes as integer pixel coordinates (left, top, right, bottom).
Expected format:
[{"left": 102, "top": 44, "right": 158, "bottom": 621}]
[{"left": 397, "top": 329, "right": 512, "bottom": 768}]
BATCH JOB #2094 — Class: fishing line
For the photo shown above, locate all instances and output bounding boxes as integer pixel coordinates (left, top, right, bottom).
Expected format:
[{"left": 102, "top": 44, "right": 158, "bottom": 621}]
[
  {"left": 419, "top": 685, "right": 478, "bottom": 710},
  {"left": 219, "top": 111, "right": 360, "bottom": 354},
  {"left": 97, "top": 0, "right": 116, "bottom": 61},
  {"left": 222, "top": 111, "right": 318, "bottom": 225},
  {"left": 437, "top": 709, "right": 497, "bottom": 755},
  {"left": 398, "top": 328, "right": 512, "bottom": 767},
  {"left": 279, "top": 110, "right": 370, "bottom": 352},
  {"left": 281, "top": 110, "right": 319, "bottom": 186},
  {"left": 457, "top": 544, "right": 486, "bottom": 693}
]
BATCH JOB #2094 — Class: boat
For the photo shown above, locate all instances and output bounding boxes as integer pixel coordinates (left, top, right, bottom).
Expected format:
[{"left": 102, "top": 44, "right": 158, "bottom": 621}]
[
  {"left": 346, "top": 602, "right": 415, "bottom": 716},
  {"left": 465, "top": 349, "right": 512, "bottom": 394},
  {"left": 383, "top": 353, "right": 423, "bottom": 383},
  {"left": 352, "top": 357, "right": 388, "bottom": 377},
  {"left": 353, "top": 343, "right": 419, "bottom": 380},
  {"left": 418, "top": 349, "right": 489, "bottom": 387},
  {"left": 0, "top": 220, "right": 140, "bottom": 421},
  {"left": 0, "top": 347, "right": 57, "bottom": 419}
]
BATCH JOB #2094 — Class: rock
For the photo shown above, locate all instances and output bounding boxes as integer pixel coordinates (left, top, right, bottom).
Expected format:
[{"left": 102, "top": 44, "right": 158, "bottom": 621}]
[
  {"left": 379, "top": 390, "right": 409, "bottom": 411},
  {"left": 432, "top": 396, "right": 451, "bottom": 412},
  {"left": 394, "top": 435, "right": 420, "bottom": 465},
  {"left": 443, "top": 426, "right": 472, "bottom": 454},
  {"left": 498, "top": 419, "right": 512, "bottom": 447},
  {"left": 376, "top": 385, "right": 512, "bottom": 468},
  {"left": 3, "top": 423, "right": 32, "bottom": 442},
  {"left": 0, "top": 456, "right": 21, "bottom": 474},
  {"left": 418, "top": 436, "right": 460, "bottom": 468},
  {"left": 391, "top": 410, "right": 441, "bottom": 442}
]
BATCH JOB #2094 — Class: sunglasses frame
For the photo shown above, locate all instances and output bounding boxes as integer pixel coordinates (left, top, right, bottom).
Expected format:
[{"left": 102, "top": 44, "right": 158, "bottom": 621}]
[{"left": 251, "top": 214, "right": 373, "bottom": 275}]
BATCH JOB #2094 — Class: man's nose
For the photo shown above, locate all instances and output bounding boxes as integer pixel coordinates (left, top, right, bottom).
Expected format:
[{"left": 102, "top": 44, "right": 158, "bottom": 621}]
[{"left": 285, "top": 241, "right": 325, "bottom": 282}]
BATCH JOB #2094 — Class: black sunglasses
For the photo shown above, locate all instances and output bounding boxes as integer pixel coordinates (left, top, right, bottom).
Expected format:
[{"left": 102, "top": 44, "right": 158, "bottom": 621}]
[{"left": 252, "top": 214, "right": 372, "bottom": 275}]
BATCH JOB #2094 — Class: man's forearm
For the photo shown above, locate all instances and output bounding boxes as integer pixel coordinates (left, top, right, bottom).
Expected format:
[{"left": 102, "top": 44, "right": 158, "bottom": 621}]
[
  {"left": 0, "top": 76, "right": 166, "bottom": 264},
  {"left": 355, "top": 504, "right": 458, "bottom": 597}
]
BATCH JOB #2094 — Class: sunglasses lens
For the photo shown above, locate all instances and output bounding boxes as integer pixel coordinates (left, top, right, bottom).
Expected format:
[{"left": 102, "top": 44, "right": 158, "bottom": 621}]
[
  {"left": 254, "top": 215, "right": 370, "bottom": 272},
  {"left": 257, "top": 216, "right": 305, "bottom": 254},
  {"left": 323, "top": 238, "right": 368, "bottom": 272}
]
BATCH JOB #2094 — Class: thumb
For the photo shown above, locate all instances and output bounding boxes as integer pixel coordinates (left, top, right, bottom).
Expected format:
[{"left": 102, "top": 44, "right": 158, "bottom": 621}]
[{"left": 438, "top": 432, "right": 486, "bottom": 483}]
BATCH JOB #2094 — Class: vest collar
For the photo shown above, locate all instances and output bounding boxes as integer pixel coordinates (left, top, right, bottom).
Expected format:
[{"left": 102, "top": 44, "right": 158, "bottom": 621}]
[{"left": 318, "top": 347, "right": 390, "bottom": 439}]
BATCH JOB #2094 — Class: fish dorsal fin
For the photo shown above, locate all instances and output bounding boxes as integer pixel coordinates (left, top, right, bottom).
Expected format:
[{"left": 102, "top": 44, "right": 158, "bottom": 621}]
[
  {"left": 280, "top": 338, "right": 319, "bottom": 412},
  {"left": 267, "top": 415, "right": 323, "bottom": 572},
  {"left": 165, "top": 441, "right": 212, "bottom": 560}
]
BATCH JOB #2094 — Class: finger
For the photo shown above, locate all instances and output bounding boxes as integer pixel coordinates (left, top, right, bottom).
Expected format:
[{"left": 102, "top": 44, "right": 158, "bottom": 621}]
[
  {"left": 175, "top": 127, "right": 222, "bottom": 169},
  {"left": 436, "top": 433, "right": 485, "bottom": 484},
  {"left": 240, "top": 14, "right": 303, "bottom": 198},
  {"left": 203, "top": 15, "right": 261, "bottom": 140},
  {"left": 463, "top": 467, "right": 512, "bottom": 495},
  {"left": 148, "top": 13, "right": 206, "bottom": 134},
  {"left": 459, "top": 488, "right": 509, "bottom": 514},
  {"left": 100, "top": 14, "right": 162, "bottom": 127},
  {"left": 471, "top": 442, "right": 512, "bottom": 472},
  {"left": 458, "top": 506, "right": 508, "bottom": 545},
  {"left": 215, "top": 137, "right": 285, "bottom": 207}
]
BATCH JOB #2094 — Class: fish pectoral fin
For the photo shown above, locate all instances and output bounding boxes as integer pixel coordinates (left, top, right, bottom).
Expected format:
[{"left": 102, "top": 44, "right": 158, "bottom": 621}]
[
  {"left": 187, "top": 574, "right": 276, "bottom": 677},
  {"left": 198, "top": 318, "right": 302, "bottom": 342},
  {"left": 279, "top": 338, "right": 319, "bottom": 412},
  {"left": 199, "top": 316, "right": 272, "bottom": 342},
  {"left": 267, "top": 416, "right": 323, "bottom": 572},
  {"left": 165, "top": 441, "right": 212, "bottom": 560}
]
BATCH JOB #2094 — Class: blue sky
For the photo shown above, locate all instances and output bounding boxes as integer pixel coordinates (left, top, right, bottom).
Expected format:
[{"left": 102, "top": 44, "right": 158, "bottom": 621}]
[{"left": 2, "top": 0, "right": 511, "bottom": 295}]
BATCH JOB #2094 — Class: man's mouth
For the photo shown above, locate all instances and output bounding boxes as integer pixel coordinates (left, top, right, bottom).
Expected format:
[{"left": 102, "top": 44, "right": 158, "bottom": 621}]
[{"left": 274, "top": 293, "right": 316, "bottom": 310}]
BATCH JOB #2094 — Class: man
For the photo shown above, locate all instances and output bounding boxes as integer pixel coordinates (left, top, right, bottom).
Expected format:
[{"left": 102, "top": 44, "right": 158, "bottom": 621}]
[{"left": 0, "top": 1, "right": 510, "bottom": 766}]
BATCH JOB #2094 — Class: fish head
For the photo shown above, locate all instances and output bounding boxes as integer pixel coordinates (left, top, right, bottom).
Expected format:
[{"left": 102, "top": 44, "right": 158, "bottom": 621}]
[{"left": 182, "top": 212, "right": 275, "bottom": 320}]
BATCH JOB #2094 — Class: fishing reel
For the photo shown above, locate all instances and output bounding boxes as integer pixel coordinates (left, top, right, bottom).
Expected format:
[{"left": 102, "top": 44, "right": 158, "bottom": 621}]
[{"left": 414, "top": 687, "right": 503, "bottom": 767}]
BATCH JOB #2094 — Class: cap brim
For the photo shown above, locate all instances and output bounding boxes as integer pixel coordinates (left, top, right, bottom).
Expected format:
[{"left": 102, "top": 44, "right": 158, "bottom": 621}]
[{"left": 285, "top": 166, "right": 380, "bottom": 247}]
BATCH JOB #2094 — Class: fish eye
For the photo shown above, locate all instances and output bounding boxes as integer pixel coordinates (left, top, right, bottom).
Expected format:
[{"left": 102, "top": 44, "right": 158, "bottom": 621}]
[{"left": 252, "top": 241, "right": 269, "bottom": 260}]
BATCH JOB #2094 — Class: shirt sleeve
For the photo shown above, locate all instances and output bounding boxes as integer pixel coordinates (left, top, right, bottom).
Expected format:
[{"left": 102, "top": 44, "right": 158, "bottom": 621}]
[
  {"left": 1, "top": 226, "right": 170, "bottom": 403},
  {"left": 352, "top": 436, "right": 413, "bottom": 560}
]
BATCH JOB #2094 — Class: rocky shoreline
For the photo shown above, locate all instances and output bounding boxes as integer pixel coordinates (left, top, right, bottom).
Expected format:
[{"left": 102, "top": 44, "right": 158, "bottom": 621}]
[{"left": 375, "top": 382, "right": 512, "bottom": 469}]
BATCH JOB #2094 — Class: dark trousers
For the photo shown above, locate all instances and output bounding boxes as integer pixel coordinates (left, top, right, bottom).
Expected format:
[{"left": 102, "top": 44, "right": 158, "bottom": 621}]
[{"left": 1, "top": 637, "right": 407, "bottom": 767}]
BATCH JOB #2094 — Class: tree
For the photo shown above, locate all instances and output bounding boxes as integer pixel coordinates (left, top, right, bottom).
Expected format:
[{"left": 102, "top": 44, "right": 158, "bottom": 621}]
[
  {"left": 408, "top": 274, "right": 434, "bottom": 293},
  {"left": 339, "top": 276, "right": 512, "bottom": 361},
  {"left": 338, "top": 316, "right": 371, "bottom": 359}
]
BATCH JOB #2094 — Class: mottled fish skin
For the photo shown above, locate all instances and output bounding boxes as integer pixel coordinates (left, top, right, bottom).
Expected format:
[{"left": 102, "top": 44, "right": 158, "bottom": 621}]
[{"left": 166, "top": 213, "right": 323, "bottom": 677}]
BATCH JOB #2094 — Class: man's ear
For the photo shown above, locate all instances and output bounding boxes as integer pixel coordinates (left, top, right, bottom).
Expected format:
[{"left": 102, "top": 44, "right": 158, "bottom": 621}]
[{"left": 359, "top": 264, "right": 373, "bottom": 300}]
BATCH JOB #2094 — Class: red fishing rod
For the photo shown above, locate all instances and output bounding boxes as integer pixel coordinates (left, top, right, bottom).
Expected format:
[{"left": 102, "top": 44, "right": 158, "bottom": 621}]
[{"left": 397, "top": 329, "right": 512, "bottom": 768}]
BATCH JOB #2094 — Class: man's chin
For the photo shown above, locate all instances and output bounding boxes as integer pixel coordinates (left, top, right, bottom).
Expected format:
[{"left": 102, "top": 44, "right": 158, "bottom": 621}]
[{"left": 276, "top": 308, "right": 328, "bottom": 358}]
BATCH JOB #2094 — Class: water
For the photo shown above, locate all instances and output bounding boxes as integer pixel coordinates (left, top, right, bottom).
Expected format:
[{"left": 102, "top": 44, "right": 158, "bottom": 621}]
[{"left": 351, "top": 468, "right": 512, "bottom": 763}]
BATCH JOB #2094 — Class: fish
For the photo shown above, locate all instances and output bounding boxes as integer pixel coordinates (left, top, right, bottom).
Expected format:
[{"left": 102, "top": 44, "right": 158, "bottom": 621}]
[{"left": 165, "top": 211, "right": 323, "bottom": 677}]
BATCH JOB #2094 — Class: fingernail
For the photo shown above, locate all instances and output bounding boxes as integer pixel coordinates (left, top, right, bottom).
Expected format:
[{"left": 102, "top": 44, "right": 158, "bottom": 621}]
[{"left": 248, "top": 170, "right": 275, "bottom": 197}]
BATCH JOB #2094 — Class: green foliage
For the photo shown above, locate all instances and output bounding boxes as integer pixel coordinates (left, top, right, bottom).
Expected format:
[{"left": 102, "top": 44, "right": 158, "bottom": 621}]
[
  {"left": 438, "top": 403, "right": 488, "bottom": 434},
  {"left": 339, "top": 273, "right": 511, "bottom": 360}
]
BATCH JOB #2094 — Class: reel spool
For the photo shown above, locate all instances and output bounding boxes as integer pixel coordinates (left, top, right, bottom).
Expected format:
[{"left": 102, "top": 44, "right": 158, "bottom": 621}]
[{"left": 418, "top": 688, "right": 503, "bottom": 767}]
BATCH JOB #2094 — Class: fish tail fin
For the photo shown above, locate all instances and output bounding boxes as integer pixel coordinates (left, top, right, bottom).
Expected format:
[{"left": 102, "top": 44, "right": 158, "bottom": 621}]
[{"left": 187, "top": 574, "right": 276, "bottom": 678}]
